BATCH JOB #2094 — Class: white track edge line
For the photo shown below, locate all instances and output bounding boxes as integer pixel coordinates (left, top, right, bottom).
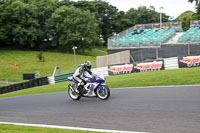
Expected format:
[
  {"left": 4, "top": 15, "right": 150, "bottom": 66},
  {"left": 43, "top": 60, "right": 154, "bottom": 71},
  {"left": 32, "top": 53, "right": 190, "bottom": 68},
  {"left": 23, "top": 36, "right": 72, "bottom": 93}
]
[
  {"left": 0, "top": 121, "right": 149, "bottom": 133},
  {"left": 111, "top": 84, "right": 200, "bottom": 89}
]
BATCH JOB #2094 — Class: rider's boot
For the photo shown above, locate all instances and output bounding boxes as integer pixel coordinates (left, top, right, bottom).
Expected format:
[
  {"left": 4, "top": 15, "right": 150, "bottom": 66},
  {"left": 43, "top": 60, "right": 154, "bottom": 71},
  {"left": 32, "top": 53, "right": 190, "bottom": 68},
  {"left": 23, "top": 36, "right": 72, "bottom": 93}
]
[{"left": 74, "top": 83, "right": 81, "bottom": 93}]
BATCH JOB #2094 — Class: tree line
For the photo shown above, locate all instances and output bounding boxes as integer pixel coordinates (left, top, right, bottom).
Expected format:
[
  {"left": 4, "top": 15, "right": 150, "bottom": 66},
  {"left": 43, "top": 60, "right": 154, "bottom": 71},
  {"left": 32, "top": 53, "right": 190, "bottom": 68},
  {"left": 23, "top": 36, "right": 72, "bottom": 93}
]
[
  {"left": 176, "top": 1, "right": 200, "bottom": 31},
  {"left": 0, "top": 0, "right": 186, "bottom": 52}
]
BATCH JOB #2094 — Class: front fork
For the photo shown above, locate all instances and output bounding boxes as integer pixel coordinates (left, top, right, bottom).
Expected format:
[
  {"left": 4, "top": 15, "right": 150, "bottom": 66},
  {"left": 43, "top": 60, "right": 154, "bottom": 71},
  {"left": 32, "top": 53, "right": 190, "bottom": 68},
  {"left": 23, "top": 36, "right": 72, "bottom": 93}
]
[{"left": 98, "top": 84, "right": 104, "bottom": 93}]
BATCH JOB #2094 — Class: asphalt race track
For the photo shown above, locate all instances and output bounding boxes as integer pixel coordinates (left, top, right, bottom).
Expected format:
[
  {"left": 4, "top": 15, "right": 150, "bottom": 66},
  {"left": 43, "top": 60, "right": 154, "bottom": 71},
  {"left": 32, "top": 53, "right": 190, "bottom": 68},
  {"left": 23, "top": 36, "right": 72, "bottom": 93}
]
[{"left": 0, "top": 85, "right": 200, "bottom": 133}]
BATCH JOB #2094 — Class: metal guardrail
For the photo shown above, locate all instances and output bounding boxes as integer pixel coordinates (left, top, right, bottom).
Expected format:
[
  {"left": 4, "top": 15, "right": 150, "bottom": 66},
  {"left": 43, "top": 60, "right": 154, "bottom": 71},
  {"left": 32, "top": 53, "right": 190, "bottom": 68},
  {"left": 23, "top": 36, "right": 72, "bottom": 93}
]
[
  {"left": 48, "top": 68, "right": 109, "bottom": 84},
  {"left": 55, "top": 72, "right": 74, "bottom": 83}
]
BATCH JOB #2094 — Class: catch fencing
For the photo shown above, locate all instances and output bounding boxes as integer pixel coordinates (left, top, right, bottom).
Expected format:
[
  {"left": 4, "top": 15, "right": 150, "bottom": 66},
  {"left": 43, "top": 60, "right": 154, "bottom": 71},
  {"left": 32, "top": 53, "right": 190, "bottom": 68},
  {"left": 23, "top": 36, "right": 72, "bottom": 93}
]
[{"left": 107, "top": 55, "right": 200, "bottom": 76}]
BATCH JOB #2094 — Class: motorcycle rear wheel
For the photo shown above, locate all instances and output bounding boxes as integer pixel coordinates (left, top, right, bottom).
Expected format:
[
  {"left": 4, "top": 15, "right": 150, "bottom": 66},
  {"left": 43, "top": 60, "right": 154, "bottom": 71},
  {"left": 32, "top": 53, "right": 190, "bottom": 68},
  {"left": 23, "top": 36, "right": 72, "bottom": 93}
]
[{"left": 68, "top": 84, "right": 81, "bottom": 100}]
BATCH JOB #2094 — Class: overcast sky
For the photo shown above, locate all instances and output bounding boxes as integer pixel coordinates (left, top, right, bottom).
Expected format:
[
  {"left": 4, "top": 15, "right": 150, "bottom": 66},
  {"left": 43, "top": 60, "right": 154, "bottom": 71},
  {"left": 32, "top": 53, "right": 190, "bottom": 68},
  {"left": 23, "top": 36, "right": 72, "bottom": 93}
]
[{"left": 105, "top": 0, "right": 196, "bottom": 18}]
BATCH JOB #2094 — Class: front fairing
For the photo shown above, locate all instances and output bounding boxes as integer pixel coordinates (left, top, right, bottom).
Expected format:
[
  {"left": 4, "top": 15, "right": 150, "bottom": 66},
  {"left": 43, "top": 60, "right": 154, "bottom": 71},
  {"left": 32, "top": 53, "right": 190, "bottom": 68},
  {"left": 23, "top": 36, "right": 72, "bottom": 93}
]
[{"left": 93, "top": 74, "right": 105, "bottom": 84}]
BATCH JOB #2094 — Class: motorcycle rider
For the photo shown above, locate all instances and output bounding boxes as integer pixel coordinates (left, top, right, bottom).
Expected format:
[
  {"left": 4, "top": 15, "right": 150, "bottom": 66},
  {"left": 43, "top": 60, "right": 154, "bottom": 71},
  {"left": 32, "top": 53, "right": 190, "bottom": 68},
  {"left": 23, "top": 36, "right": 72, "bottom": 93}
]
[{"left": 73, "top": 61, "right": 93, "bottom": 95}]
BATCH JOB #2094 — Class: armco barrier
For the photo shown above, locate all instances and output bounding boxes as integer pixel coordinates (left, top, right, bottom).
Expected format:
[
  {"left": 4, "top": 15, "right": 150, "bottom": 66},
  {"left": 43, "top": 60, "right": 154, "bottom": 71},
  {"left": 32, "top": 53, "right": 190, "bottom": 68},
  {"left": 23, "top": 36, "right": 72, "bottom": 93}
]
[
  {"left": 0, "top": 77, "right": 49, "bottom": 95},
  {"left": 50, "top": 68, "right": 109, "bottom": 84},
  {"left": 55, "top": 72, "right": 74, "bottom": 83},
  {"left": 48, "top": 69, "right": 109, "bottom": 84}
]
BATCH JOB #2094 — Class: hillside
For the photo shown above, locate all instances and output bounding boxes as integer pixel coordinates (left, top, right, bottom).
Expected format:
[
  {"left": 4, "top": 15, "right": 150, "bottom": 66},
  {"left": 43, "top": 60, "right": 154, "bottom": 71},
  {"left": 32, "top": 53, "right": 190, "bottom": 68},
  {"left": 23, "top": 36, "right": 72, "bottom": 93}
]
[{"left": 0, "top": 49, "right": 106, "bottom": 82}]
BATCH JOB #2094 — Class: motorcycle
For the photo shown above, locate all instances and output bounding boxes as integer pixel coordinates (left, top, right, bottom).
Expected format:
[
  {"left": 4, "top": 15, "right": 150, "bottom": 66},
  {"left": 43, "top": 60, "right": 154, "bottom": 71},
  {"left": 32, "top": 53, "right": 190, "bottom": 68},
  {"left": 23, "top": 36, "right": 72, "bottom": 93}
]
[{"left": 67, "top": 74, "right": 110, "bottom": 100}]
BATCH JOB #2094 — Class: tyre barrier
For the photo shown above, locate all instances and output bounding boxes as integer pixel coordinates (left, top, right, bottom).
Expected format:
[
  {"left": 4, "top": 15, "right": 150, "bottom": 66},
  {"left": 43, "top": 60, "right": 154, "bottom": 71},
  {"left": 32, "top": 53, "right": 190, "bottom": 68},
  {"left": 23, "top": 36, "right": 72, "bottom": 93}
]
[{"left": 0, "top": 77, "right": 49, "bottom": 95}]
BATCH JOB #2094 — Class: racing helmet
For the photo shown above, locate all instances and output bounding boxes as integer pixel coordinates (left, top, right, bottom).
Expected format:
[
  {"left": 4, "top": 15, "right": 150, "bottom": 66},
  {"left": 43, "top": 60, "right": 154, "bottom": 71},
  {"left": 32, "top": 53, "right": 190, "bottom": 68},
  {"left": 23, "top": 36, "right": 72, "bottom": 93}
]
[{"left": 84, "top": 61, "right": 92, "bottom": 70}]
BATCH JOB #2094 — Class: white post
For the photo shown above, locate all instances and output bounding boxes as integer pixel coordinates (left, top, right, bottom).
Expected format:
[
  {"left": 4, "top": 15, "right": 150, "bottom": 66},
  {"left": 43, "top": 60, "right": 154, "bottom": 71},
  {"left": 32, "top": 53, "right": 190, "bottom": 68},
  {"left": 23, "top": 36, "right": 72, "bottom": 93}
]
[
  {"left": 157, "top": 7, "right": 164, "bottom": 59},
  {"left": 160, "top": 7, "right": 164, "bottom": 46},
  {"left": 72, "top": 46, "right": 78, "bottom": 68}
]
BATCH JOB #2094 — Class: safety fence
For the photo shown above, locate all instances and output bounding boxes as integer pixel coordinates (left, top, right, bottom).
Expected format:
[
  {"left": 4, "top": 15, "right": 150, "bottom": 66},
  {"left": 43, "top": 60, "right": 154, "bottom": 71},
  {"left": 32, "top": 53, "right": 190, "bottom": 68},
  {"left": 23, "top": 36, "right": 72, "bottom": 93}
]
[
  {"left": 1, "top": 55, "right": 199, "bottom": 94},
  {"left": 48, "top": 67, "right": 109, "bottom": 85},
  {"left": 0, "top": 77, "right": 49, "bottom": 94},
  {"left": 0, "top": 69, "right": 107, "bottom": 94},
  {"left": 48, "top": 72, "right": 74, "bottom": 84},
  {"left": 107, "top": 55, "right": 200, "bottom": 76},
  {"left": 0, "top": 72, "right": 74, "bottom": 95},
  {"left": 164, "top": 57, "right": 179, "bottom": 70}
]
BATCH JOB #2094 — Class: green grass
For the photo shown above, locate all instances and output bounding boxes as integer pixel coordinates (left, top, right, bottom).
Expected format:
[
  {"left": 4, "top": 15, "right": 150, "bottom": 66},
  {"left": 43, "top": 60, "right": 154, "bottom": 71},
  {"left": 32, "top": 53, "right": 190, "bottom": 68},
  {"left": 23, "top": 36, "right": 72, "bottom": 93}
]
[
  {"left": 0, "top": 82, "right": 69, "bottom": 98},
  {"left": 97, "top": 46, "right": 107, "bottom": 52},
  {"left": 106, "top": 67, "right": 200, "bottom": 88},
  {"left": 1, "top": 67, "right": 200, "bottom": 99},
  {"left": 0, "top": 124, "right": 107, "bottom": 133},
  {"left": 0, "top": 50, "right": 97, "bottom": 82},
  {"left": 83, "top": 48, "right": 107, "bottom": 56},
  {"left": 0, "top": 83, "right": 8, "bottom": 86}
]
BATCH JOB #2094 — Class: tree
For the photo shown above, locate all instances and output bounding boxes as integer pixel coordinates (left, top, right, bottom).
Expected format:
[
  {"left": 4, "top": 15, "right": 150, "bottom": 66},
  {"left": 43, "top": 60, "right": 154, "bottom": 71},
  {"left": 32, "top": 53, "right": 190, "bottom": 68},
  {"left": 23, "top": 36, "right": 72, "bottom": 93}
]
[
  {"left": 73, "top": 0, "right": 119, "bottom": 45},
  {"left": 112, "top": 11, "right": 131, "bottom": 34},
  {"left": 47, "top": 6, "right": 100, "bottom": 52},
  {"left": 9, "top": 0, "right": 40, "bottom": 48},
  {"left": 188, "top": 0, "right": 200, "bottom": 5},
  {"left": 0, "top": 0, "right": 58, "bottom": 49},
  {"left": 125, "top": 6, "right": 169, "bottom": 28},
  {"left": 176, "top": 11, "right": 195, "bottom": 31},
  {"left": 29, "top": 0, "right": 58, "bottom": 49}
]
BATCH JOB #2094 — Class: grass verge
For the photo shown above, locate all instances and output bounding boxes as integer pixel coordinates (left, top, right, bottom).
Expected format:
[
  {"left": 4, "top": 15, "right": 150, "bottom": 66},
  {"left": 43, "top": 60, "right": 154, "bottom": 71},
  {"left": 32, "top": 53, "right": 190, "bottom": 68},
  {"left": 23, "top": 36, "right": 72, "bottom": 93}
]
[
  {"left": 0, "top": 82, "right": 68, "bottom": 99},
  {"left": 106, "top": 67, "right": 200, "bottom": 88},
  {"left": 0, "top": 124, "right": 106, "bottom": 133},
  {"left": 83, "top": 47, "right": 107, "bottom": 56},
  {"left": 1, "top": 67, "right": 200, "bottom": 99},
  {"left": 0, "top": 50, "right": 97, "bottom": 82},
  {"left": 0, "top": 83, "right": 8, "bottom": 86}
]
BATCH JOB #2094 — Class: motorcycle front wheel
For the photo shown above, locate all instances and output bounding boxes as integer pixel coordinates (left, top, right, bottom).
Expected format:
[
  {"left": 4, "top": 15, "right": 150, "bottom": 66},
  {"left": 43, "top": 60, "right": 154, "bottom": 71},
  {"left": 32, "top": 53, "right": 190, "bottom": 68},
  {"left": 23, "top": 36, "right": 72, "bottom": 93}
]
[
  {"left": 68, "top": 84, "right": 81, "bottom": 100},
  {"left": 96, "top": 85, "right": 110, "bottom": 100}
]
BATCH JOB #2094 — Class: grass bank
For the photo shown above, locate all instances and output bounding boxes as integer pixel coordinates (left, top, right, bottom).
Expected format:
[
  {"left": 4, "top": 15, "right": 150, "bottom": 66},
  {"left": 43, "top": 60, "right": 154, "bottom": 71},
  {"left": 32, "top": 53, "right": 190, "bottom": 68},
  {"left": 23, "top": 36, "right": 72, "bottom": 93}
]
[
  {"left": 0, "top": 124, "right": 106, "bottom": 133},
  {"left": 0, "top": 83, "right": 8, "bottom": 86},
  {"left": 0, "top": 49, "right": 106, "bottom": 82},
  {"left": 1, "top": 67, "right": 200, "bottom": 99},
  {"left": 106, "top": 67, "right": 200, "bottom": 88},
  {"left": 0, "top": 82, "right": 68, "bottom": 98}
]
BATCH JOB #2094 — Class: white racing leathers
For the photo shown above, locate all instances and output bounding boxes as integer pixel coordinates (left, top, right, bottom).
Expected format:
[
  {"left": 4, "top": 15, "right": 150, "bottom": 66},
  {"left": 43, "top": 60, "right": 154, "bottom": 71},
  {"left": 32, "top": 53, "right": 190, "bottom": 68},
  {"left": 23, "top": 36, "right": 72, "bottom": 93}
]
[{"left": 73, "top": 64, "right": 92, "bottom": 91}]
